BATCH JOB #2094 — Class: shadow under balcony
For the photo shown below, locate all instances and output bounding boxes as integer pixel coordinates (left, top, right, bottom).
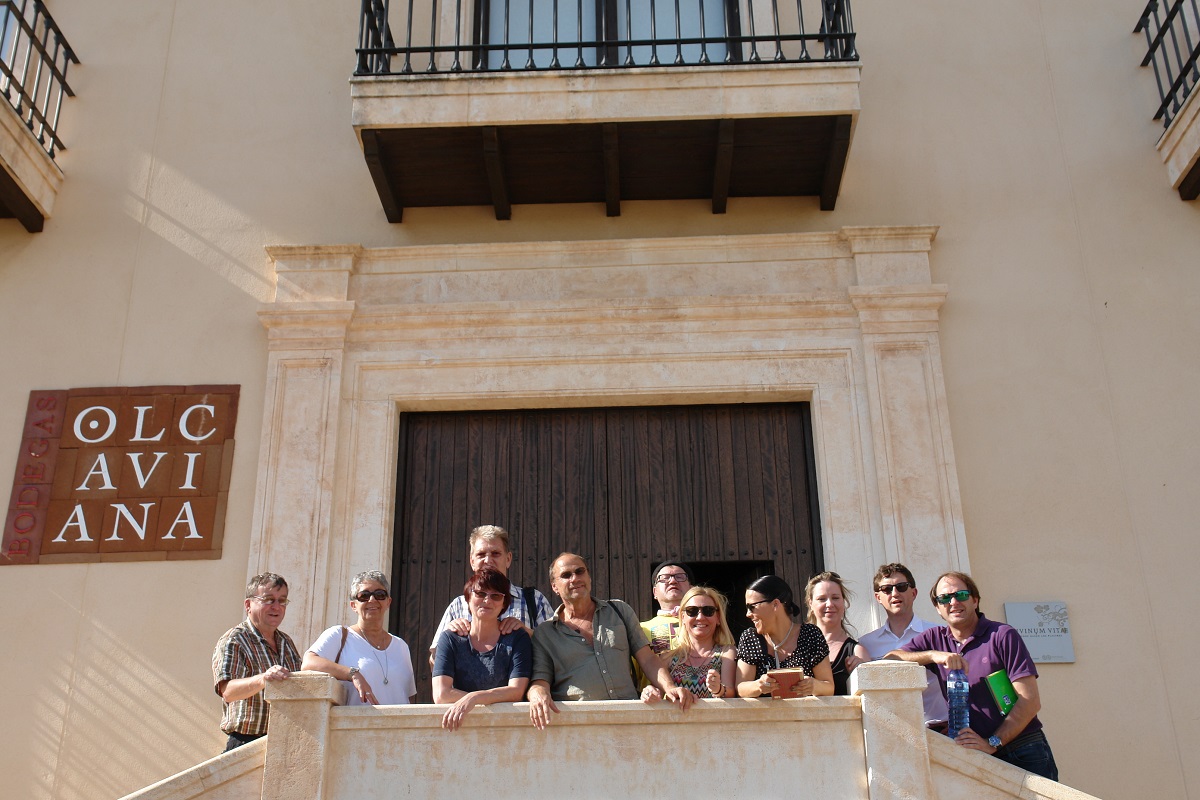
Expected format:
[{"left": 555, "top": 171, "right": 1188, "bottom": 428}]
[{"left": 350, "top": 0, "right": 860, "bottom": 221}]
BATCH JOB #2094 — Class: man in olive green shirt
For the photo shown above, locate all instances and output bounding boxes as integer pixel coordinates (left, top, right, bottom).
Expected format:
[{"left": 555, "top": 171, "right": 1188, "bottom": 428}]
[{"left": 528, "top": 553, "right": 693, "bottom": 728}]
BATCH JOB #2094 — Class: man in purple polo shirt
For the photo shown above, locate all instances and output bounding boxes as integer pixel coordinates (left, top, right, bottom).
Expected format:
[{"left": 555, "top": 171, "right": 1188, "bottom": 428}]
[{"left": 885, "top": 571, "right": 1058, "bottom": 781}]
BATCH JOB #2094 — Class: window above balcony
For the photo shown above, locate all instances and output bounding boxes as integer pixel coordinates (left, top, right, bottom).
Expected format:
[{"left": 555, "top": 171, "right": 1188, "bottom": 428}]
[
  {"left": 350, "top": 0, "right": 860, "bottom": 221},
  {"left": 0, "top": 0, "right": 77, "bottom": 232}
]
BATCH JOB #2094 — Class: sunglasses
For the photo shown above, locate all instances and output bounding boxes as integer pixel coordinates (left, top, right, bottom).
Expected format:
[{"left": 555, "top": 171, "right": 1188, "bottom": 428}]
[
  {"left": 935, "top": 589, "right": 972, "bottom": 605},
  {"left": 684, "top": 605, "right": 718, "bottom": 618},
  {"left": 876, "top": 582, "right": 912, "bottom": 594},
  {"left": 353, "top": 589, "right": 389, "bottom": 603},
  {"left": 471, "top": 590, "right": 506, "bottom": 602},
  {"left": 745, "top": 599, "right": 774, "bottom": 612},
  {"left": 557, "top": 567, "right": 588, "bottom": 580},
  {"left": 655, "top": 573, "right": 690, "bottom": 585},
  {"left": 252, "top": 595, "right": 290, "bottom": 606}
]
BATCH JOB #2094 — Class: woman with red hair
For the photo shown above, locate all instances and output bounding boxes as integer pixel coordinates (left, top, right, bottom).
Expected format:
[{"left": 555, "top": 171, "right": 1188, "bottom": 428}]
[{"left": 432, "top": 567, "right": 533, "bottom": 730}]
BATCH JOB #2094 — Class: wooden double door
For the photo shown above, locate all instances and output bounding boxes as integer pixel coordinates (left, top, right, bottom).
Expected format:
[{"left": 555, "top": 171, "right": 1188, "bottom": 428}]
[{"left": 390, "top": 402, "right": 823, "bottom": 700}]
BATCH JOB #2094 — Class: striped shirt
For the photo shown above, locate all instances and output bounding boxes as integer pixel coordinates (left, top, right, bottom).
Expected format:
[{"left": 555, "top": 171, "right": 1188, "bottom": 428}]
[
  {"left": 429, "top": 584, "right": 554, "bottom": 649},
  {"left": 212, "top": 619, "right": 302, "bottom": 736}
]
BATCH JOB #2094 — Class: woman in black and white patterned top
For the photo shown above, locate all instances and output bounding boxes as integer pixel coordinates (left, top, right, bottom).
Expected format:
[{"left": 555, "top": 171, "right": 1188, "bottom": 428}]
[{"left": 735, "top": 575, "right": 834, "bottom": 698}]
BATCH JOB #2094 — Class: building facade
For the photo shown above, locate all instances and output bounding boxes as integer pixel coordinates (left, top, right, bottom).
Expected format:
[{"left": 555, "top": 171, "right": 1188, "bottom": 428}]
[{"left": 0, "top": 1, "right": 1196, "bottom": 798}]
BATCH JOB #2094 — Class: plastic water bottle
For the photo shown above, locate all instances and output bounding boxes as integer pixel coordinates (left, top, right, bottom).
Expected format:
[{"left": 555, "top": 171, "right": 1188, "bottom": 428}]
[{"left": 947, "top": 669, "right": 969, "bottom": 739}]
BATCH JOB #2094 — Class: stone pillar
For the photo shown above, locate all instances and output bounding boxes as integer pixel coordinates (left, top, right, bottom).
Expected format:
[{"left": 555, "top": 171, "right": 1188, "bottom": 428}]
[
  {"left": 843, "top": 226, "right": 970, "bottom": 589},
  {"left": 262, "top": 672, "right": 346, "bottom": 800},
  {"left": 853, "top": 660, "right": 938, "bottom": 800},
  {"left": 251, "top": 247, "right": 360, "bottom": 649}
]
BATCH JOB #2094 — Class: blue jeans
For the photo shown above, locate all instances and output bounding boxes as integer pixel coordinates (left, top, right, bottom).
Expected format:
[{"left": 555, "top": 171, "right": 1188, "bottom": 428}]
[
  {"left": 996, "top": 730, "right": 1058, "bottom": 782},
  {"left": 223, "top": 731, "right": 263, "bottom": 752}
]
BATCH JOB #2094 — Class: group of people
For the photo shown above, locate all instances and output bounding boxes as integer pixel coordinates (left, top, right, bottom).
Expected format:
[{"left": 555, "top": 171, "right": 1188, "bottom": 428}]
[{"left": 212, "top": 524, "right": 1056, "bottom": 782}]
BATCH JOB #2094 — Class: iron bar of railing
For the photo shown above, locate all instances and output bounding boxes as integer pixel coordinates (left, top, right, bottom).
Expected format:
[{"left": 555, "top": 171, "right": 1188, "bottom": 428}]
[
  {"left": 0, "top": 0, "right": 77, "bottom": 160},
  {"left": 1135, "top": 0, "right": 1200, "bottom": 128},
  {"left": 355, "top": 0, "right": 856, "bottom": 76}
]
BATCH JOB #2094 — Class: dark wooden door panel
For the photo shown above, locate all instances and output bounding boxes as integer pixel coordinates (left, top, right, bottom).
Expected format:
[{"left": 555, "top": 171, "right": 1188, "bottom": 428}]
[{"left": 392, "top": 403, "right": 822, "bottom": 701}]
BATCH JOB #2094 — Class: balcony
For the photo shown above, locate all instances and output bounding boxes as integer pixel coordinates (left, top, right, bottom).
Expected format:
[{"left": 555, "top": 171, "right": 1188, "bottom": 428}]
[
  {"left": 1135, "top": 0, "right": 1200, "bottom": 199},
  {"left": 118, "top": 663, "right": 1095, "bottom": 800},
  {"left": 350, "top": 0, "right": 860, "bottom": 221},
  {"left": 0, "top": 1, "right": 77, "bottom": 231}
]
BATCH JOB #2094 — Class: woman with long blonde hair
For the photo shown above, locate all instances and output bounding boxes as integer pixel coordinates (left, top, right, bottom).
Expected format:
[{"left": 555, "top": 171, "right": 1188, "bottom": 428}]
[{"left": 642, "top": 586, "right": 738, "bottom": 700}]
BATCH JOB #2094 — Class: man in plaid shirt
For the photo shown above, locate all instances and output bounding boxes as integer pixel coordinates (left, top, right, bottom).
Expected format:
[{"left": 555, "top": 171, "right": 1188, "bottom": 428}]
[{"left": 212, "top": 573, "right": 302, "bottom": 752}]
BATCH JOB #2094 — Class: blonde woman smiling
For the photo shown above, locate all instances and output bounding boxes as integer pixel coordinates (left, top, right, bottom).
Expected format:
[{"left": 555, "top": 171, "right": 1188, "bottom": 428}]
[{"left": 643, "top": 586, "right": 738, "bottom": 701}]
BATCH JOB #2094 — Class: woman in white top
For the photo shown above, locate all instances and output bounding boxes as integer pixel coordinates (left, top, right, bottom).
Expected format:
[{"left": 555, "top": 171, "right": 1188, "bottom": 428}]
[{"left": 303, "top": 570, "right": 417, "bottom": 705}]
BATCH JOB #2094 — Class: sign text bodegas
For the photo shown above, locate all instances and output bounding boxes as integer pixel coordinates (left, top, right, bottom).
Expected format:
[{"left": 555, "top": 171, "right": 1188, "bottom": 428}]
[{"left": 3, "top": 386, "right": 238, "bottom": 564}]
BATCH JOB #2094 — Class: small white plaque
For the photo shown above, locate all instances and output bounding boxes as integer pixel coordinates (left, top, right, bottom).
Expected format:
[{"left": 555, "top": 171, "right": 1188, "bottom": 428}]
[{"left": 1003, "top": 602, "right": 1074, "bottom": 663}]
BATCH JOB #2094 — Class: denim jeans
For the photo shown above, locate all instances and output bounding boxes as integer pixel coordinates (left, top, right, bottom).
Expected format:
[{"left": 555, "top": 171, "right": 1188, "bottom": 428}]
[
  {"left": 996, "top": 730, "right": 1058, "bottom": 782},
  {"left": 223, "top": 731, "right": 263, "bottom": 752}
]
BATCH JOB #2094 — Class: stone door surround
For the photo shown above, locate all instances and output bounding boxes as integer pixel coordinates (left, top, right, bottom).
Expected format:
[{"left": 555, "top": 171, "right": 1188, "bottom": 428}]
[{"left": 254, "top": 226, "right": 967, "bottom": 649}]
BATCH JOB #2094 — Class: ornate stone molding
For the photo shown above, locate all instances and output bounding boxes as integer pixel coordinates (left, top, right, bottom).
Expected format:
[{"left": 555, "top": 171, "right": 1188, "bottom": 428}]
[{"left": 254, "top": 226, "right": 966, "bottom": 646}]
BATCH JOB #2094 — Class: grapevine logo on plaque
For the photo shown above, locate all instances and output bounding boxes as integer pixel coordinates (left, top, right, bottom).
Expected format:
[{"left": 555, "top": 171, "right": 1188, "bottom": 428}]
[
  {"left": 1003, "top": 601, "right": 1075, "bottom": 663},
  {"left": 3, "top": 386, "right": 239, "bottom": 565}
]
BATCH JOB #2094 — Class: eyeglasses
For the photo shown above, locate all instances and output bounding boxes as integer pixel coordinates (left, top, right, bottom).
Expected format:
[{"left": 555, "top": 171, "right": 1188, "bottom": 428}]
[
  {"left": 684, "top": 605, "right": 717, "bottom": 618},
  {"left": 935, "top": 590, "right": 972, "bottom": 605},
  {"left": 252, "top": 596, "right": 290, "bottom": 606},
  {"left": 353, "top": 589, "right": 389, "bottom": 603},
  {"left": 876, "top": 582, "right": 912, "bottom": 594},
  {"left": 557, "top": 567, "right": 588, "bottom": 580},
  {"left": 655, "top": 572, "right": 690, "bottom": 585},
  {"left": 471, "top": 590, "right": 506, "bottom": 602},
  {"left": 745, "top": 599, "right": 774, "bottom": 612}
]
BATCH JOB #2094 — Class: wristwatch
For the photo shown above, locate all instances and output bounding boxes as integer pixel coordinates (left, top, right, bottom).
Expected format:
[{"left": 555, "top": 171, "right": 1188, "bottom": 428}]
[
  {"left": 987, "top": 735, "right": 1003, "bottom": 750},
  {"left": 347, "top": 666, "right": 361, "bottom": 680}
]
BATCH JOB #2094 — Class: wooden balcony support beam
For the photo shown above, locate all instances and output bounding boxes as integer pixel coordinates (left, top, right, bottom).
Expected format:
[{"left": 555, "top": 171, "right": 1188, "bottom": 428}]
[
  {"left": 361, "top": 129, "right": 403, "bottom": 223},
  {"left": 482, "top": 126, "right": 512, "bottom": 221},
  {"left": 819, "top": 114, "right": 853, "bottom": 211},
  {"left": 712, "top": 119, "right": 734, "bottom": 215},
  {"left": 603, "top": 123, "right": 620, "bottom": 217}
]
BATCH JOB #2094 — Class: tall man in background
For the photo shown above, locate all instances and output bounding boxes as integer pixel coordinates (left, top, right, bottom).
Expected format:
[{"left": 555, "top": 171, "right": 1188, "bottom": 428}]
[{"left": 429, "top": 525, "right": 554, "bottom": 666}]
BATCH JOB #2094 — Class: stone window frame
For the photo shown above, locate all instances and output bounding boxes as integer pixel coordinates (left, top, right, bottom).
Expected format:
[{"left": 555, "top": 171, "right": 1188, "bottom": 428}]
[{"left": 253, "top": 225, "right": 968, "bottom": 648}]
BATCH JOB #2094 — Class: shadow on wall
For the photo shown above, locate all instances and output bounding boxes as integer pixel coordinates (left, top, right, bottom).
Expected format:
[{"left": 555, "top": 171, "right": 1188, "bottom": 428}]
[
  {"left": 122, "top": 174, "right": 274, "bottom": 302},
  {"left": 38, "top": 617, "right": 219, "bottom": 800}
]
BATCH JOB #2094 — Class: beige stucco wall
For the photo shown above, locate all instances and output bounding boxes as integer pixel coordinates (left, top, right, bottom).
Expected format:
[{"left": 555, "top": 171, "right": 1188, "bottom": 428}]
[{"left": 0, "top": 2, "right": 1196, "bottom": 800}]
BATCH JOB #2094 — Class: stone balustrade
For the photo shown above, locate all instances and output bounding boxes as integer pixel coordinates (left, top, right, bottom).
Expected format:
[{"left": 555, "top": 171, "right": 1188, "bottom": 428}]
[{"left": 121, "top": 661, "right": 1100, "bottom": 800}]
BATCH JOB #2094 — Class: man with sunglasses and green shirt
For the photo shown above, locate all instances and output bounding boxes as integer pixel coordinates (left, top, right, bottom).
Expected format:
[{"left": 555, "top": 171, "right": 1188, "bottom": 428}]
[
  {"left": 885, "top": 571, "right": 1058, "bottom": 781},
  {"left": 858, "top": 563, "right": 947, "bottom": 722}
]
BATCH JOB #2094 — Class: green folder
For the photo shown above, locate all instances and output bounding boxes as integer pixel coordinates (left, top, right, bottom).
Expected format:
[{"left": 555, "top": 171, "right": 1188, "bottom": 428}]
[{"left": 985, "top": 669, "right": 1016, "bottom": 716}]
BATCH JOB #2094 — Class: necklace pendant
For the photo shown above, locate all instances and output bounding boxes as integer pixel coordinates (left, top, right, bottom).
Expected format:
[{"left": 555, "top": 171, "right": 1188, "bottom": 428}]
[{"left": 383, "top": 677, "right": 389, "bottom": 685}]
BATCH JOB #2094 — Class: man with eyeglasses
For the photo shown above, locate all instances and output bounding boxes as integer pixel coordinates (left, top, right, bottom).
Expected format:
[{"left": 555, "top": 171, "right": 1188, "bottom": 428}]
[
  {"left": 632, "top": 560, "right": 693, "bottom": 688},
  {"left": 641, "top": 559, "right": 693, "bottom": 651},
  {"left": 884, "top": 571, "right": 1058, "bottom": 781},
  {"left": 428, "top": 525, "right": 554, "bottom": 668},
  {"left": 527, "top": 553, "right": 694, "bottom": 729},
  {"left": 211, "top": 572, "right": 302, "bottom": 752},
  {"left": 858, "top": 563, "right": 947, "bottom": 723}
]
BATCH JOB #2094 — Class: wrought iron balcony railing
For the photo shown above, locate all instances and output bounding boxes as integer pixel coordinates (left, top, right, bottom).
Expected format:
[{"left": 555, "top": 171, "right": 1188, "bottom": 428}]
[
  {"left": 1135, "top": 0, "right": 1200, "bottom": 128},
  {"left": 0, "top": 0, "right": 76, "bottom": 161},
  {"left": 356, "top": 0, "right": 856, "bottom": 76}
]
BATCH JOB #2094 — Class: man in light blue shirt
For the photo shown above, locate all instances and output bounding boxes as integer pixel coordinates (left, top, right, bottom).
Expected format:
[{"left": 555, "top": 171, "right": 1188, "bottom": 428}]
[{"left": 858, "top": 562, "right": 948, "bottom": 722}]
